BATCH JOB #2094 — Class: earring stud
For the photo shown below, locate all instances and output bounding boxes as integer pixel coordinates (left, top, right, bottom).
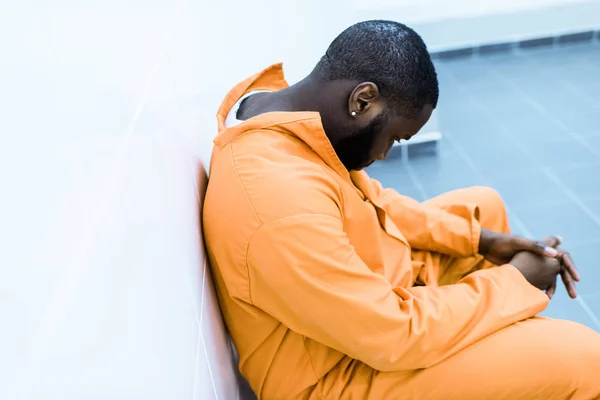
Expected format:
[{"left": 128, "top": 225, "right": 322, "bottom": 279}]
[{"left": 351, "top": 111, "right": 357, "bottom": 117}]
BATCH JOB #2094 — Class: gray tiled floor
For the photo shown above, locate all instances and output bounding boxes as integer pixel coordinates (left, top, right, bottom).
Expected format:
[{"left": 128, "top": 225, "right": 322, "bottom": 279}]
[{"left": 368, "top": 40, "right": 600, "bottom": 331}]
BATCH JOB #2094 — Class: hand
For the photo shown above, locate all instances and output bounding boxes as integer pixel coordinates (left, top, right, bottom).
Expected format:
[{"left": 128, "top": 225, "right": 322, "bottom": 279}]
[
  {"left": 478, "top": 229, "right": 559, "bottom": 266},
  {"left": 510, "top": 236, "right": 562, "bottom": 296}
]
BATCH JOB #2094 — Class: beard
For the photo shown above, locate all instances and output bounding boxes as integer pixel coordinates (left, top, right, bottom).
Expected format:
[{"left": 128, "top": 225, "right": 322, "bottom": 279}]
[{"left": 332, "top": 112, "right": 389, "bottom": 171}]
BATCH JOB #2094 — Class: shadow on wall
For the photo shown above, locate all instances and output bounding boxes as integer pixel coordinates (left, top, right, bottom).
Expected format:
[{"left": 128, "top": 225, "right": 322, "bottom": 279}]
[{"left": 196, "top": 161, "right": 257, "bottom": 400}]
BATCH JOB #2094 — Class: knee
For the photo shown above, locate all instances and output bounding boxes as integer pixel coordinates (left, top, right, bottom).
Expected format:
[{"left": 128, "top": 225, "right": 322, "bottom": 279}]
[
  {"left": 548, "top": 322, "right": 600, "bottom": 395},
  {"left": 573, "top": 328, "right": 600, "bottom": 379},
  {"left": 469, "top": 186, "right": 509, "bottom": 233}
]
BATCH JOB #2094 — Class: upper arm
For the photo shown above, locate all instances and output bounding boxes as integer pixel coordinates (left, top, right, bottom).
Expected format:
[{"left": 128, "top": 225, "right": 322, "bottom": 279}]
[
  {"left": 245, "top": 211, "right": 548, "bottom": 372},
  {"left": 246, "top": 213, "right": 410, "bottom": 365}
]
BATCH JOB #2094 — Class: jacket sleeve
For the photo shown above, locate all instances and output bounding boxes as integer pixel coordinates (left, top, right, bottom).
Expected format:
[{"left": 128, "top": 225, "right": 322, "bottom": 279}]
[
  {"left": 247, "top": 213, "right": 549, "bottom": 372},
  {"left": 370, "top": 178, "right": 481, "bottom": 257}
]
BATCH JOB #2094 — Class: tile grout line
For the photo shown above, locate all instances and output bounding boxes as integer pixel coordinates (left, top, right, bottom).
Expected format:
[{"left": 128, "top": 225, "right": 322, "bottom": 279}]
[
  {"left": 192, "top": 334, "right": 202, "bottom": 400},
  {"left": 486, "top": 65, "right": 600, "bottom": 228},
  {"left": 200, "top": 333, "right": 221, "bottom": 400},
  {"left": 515, "top": 51, "right": 600, "bottom": 108},
  {"left": 442, "top": 131, "right": 534, "bottom": 238},
  {"left": 541, "top": 168, "right": 600, "bottom": 228},
  {"left": 441, "top": 69, "right": 538, "bottom": 238},
  {"left": 480, "top": 65, "right": 600, "bottom": 324},
  {"left": 511, "top": 53, "right": 600, "bottom": 157},
  {"left": 576, "top": 297, "right": 600, "bottom": 329},
  {"left": 488, "top": 64, "right": 600, "bottom": 160},
  {"left": 443, "top": 65, "right": 600, "bottom": 324}
]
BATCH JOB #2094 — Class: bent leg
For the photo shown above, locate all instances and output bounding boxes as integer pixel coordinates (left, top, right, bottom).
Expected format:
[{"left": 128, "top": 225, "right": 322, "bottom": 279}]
[
  {"left": 339, "top": 318, "right": 600, "bottom": 400},
  {"left": 424, "top": 186, "right": 511, "bottom": 236},
  {"left": 413, "top": 187, "right": 511, "bottom": 286}
]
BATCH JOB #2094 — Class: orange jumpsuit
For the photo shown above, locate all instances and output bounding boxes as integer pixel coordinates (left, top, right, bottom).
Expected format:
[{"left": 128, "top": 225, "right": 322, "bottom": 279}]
[{"left": 203, "top": 64, "right": 600, "bottom": 400}]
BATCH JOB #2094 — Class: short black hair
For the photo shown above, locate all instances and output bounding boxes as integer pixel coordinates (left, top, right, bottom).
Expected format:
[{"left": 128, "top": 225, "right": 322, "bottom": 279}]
[{"left": 315, "top": 20, "right": 438, "bottom": 118}]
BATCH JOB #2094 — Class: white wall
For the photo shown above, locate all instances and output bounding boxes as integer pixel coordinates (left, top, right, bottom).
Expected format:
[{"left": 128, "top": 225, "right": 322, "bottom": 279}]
[
  {"left": 3, "top": 0, "right": 597, "bottom": 398},
  {"left": 0, "top": 1, "right": 352, "bottom": 399},
  {"left": 180, "top": 0, "right": 354, "bottom": 165},
  {"left": 355, "top": 0, "right": 589, "bottom": 23},
  {"left": 357, "top": 0, "right": 600, "bottom": 50}
]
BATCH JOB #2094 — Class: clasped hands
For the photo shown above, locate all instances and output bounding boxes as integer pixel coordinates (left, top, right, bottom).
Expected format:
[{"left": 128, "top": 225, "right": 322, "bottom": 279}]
[{"left": 479, "top": 229, "right": 579, "bottom": 299}]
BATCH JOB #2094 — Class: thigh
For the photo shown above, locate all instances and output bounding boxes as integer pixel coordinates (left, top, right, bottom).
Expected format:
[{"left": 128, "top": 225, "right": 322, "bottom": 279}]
[{"left": 362, "top": 317, "right": 600, "bottom": 400}]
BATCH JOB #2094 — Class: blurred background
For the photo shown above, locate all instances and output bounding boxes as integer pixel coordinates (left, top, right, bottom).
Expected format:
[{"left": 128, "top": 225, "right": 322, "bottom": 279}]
[{"left": 1, "top": 0, "right": 599, "bottom": 398}]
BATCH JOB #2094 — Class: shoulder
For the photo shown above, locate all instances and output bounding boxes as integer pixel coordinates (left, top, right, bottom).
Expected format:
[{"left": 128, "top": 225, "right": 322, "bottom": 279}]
[{"left": 214, "top": 128, "right": 343, "bottom": 224}]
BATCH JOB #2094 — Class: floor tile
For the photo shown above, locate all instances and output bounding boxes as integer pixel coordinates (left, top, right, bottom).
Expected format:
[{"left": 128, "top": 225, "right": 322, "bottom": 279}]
[
  {"left": 448, "top": 126, "right": 509, "bottom": 153},
  {"left": 519, "top": 139, "right": 598, "bottom": 168},
  {"left": 367, "top": 166, "right": 425, "bottom": 201},
  {"left": 581, "top": 135, "right": 600, "bottom": 152},
  {"left": 406, "top": 152, "right": 473, "bottom": 185},
  {"left": 429, "top": 42, "right": 600, "bottom": 333},
  {"left": 366, "top": 152, "right": 429, "bottom": 201},
  {"left": 514, "top": 201, "right": 600, "bottom": 243},
  {"left": 419, "top": 173, "right": 488, "bottom": 200},
  {"left": 553, "top": 163, "right": 600, "bottom": 199},
  {"left": 555, "top": 106, "right": 600, "bottom": 133},
  {"left": 463, "top": 143, "right": 537, "bottom": 181},
  {"left": 367, "top": 159, "right": 412, "bottom": 185},
  {"left": 488, "top": 169, "right": 571, "bottom": 211},
  {"left": 437, "top": 111, "right": 493, "bottom": 135},
  {"left": 584, "top": 197, "right": 600, "bottom": 216},
  {"left": 503, "top": 112, "right": 569, "bottom": 143}
]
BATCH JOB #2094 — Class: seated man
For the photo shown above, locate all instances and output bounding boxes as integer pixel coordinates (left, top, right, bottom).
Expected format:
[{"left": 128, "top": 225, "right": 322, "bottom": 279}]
[{"left": 203, "top": 20, "right": 600, "bottom": 399}]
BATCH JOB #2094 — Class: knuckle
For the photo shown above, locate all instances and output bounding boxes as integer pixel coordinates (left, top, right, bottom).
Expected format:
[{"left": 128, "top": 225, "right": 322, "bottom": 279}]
[{"left": 548, "top": 258, "right": 561, "bottom": 271}]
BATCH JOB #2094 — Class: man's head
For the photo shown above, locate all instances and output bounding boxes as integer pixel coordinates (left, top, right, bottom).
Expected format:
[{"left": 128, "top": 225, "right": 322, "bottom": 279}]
[{"left": 310, "top": 20, "right": 438, "bottom": 170}]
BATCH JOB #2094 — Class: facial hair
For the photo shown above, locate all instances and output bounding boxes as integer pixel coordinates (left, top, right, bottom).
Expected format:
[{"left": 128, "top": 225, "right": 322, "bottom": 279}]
[{"left": 333, "top": 112, "right": 388, "bottom": 171}]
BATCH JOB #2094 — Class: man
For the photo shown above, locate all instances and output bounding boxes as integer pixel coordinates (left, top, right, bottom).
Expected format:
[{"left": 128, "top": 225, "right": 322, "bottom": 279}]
[{"left": 203, "top": 20, "right": 600, "bottom": 399}]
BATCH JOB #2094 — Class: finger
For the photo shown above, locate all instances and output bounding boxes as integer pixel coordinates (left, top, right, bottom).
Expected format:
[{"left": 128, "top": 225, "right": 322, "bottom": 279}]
[
  {"left": 559, "top": 251, "right": 580, "bottom": 282},
  {"left": 541, "top": 235, "right": 562, "bottom": 248},
  {"left": 528, "top": 236, "right": 560, "bottom": 257},
  {"left": 546, "top": 282, "right": 557, "bottom": 299},
  {"left": 560, "top": 268, "right": 578, "bottom": 299}
]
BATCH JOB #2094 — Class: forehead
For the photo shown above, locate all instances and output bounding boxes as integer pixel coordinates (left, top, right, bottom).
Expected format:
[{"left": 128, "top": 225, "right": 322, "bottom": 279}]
[{"left": 386, "top": 105, "right": 433, "bottom": 134}]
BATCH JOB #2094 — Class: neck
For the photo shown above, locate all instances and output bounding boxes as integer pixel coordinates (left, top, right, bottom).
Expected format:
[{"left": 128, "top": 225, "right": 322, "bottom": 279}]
[{"left": 271, "top": 74, "right": 328, "bottom": 113}]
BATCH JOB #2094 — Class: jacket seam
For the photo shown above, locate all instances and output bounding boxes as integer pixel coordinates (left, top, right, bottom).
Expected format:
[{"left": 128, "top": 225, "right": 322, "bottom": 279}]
[
  {"left": 230, "top": 143, "right": 263, "bottom": 304},
  {"left": 302, "top": 337, "right": 323, "bottom": 399}
]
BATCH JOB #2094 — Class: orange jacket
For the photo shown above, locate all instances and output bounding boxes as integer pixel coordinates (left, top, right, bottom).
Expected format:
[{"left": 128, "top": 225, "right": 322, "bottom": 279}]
[{"left": 203, "top": 64, "right": 548, "bottom": 399}]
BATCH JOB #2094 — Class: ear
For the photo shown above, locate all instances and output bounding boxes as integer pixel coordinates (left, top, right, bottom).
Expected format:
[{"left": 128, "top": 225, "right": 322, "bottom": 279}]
[{"left": 348, "top": 82, "right": 380, "bottom": 116}]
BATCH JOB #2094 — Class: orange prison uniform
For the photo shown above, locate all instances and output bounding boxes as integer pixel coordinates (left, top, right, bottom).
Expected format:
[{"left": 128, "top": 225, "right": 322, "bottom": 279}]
[{"left": 203, "top": 64, "right": 600, "bottom": 400}]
